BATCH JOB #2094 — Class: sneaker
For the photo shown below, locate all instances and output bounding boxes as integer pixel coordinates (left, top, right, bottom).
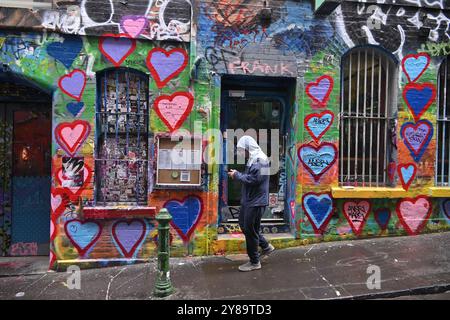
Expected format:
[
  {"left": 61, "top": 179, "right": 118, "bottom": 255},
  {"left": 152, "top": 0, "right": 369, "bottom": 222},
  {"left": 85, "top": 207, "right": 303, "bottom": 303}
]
[
  {"left": 260, "top": 244, "right": 275, "bottom": 258},
  {"left": 238, "top": 261, "right": 262, "bottom": 272}
]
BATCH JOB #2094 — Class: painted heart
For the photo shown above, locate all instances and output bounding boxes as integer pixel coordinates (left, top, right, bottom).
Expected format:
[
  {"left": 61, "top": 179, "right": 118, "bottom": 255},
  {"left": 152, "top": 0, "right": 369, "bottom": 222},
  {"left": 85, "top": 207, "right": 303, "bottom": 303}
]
[
  {"left": 305, "top": 75, "right": 334, "bottom": 107},
  {"left": 396, "top": 196, "right": 431, "bottom": 235},
  {"left": 49, "top": 250, "right": 57, "bottom": 269},
  {"left": 55, "top": 164, "right": 92, "bottom": 199},
  {"left": 112, "top": 219, "right": 147, "bottom": 258},
  {"left": 66, "top": 102, "right": 85, "bottom": 117},
  {"left": 51, "top": 188, "right": 67, "bottom": 218},
  {"left": 50, "top": 217, "right": 57, "bottom": 242},
  {"left": 146, "top": 48, "right": 188, "bottom": 88},
  {"left": 154, "top": 92, "right": 194, "bottom": 132},
  {"left": 58, "top": 69, "right": 86, "bottom": 102},
  {"left": 121, "top": 15, "right": 148, "bottom": 38},
  {"left": 402, "top": 53, "right": 430, "bottom": 83},
  {"left": 403, "top": 83, "right": 436, "bottom": 122},
  {"left": 400, "top": 120, "right": 433, "bottom": 162},
  {"left": 99, "top": 33, "right": 136, "bottom": 67},
  {"left": 343, "top": 200, "right": 371, "bottom": 236},
  {"left": 164, "top": 195, "right": 203, "bottom": 242},
  {"left": 64, "top": 219, "right": 102, "bottom": 257},
  {"left": 55, "top": 120, "right": 91, "bottom": 156},
  {"left": 290, "top": 200, "right": 296, "bottom": 221},
  {"left": 302, "top": 192, "right": 334, "bottom": 234},
  {"left": 374, "top": 208, "right": 391, "bottom": 230},
  {"left": 440, "top": 199, "right": 450, "bottom": 220},
  {"left": 298, "top": 142, "right": 337, "bottom": 181},
  {"left": 305, "top": 110, "right": 334, "bottom": 143},
  {"left": 398, "top": 163, "right": 417, "bottom": 191},
  {"left": 47, "top": 35, "right": 83, "bottom": 69}
]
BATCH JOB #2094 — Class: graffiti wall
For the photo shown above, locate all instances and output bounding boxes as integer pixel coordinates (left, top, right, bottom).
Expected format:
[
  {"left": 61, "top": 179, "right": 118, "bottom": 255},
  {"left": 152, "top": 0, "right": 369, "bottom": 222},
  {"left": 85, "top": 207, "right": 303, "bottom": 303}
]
[{"left": 1, "top": 0, "right": 450, "bottom": 266}]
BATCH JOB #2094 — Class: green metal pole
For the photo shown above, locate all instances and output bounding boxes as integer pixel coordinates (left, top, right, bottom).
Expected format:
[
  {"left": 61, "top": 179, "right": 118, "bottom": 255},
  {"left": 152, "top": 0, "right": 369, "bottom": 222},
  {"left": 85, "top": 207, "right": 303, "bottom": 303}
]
[{"left": 153, "top": 208, "right": 174, "bottom": 297}]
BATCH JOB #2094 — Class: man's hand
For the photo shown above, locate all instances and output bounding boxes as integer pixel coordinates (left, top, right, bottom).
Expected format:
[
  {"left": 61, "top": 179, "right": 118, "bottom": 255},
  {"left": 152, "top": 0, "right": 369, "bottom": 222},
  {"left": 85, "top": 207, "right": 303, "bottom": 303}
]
[{"left": 228, "top": 169, "right": 237, "bottom": 179}]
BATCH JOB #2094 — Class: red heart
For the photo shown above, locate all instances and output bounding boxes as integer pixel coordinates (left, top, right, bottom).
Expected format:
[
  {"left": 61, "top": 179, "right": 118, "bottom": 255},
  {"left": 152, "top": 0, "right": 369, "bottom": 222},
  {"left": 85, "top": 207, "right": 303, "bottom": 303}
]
[
  {"left": 153, "top": 92, "right": 194, "bottom": 132},
  {"left": 146, "top": 48, "right": 188, "bottom": 89},
  {"left": 343, "top": 200, "right": 371, "bottom": 236},
  {"left": 54, "top": 120, "right": 91, "bottom": 156},
  {"left": 304, "top": 110, "right": 334, "bottom": 143},
  {"left": 305, "top": 75, "right": 334, "bottom": 107},
  {"left": 397, "top": 163, "right": 417, "bottom": 191},
  {"left": 51, "top": 188, "right": 68, "bottom": 218},
  {"left": 396, "top": 196, "right": 431, "bottom": 235},
  {"left": 99, "top": 33, "right": 136, "bottom": 67},
  {"left": 58, "top": 69, "right": 86, "bottom": 102},
  {"left": 55, "top": 164, "right": 92, "bottom": 200}
]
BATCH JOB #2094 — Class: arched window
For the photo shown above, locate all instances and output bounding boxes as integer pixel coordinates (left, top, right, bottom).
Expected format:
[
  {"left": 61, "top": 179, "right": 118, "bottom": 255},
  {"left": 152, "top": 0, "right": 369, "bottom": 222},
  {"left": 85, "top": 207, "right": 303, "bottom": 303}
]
[
  {"left": 436, "top": 57, "right": 450, "bottom": 185},
  {"left": 339, "top": 47, "right": 398, "bottom": 187},
  {"left": 95, "top": 68, "right": 149, "bottom": 205}
]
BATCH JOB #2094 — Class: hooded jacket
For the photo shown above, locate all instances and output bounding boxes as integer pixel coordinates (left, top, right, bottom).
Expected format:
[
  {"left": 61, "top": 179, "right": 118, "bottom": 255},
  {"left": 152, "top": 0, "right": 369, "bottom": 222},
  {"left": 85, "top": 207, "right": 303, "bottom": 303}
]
[{"left": 234, "top": 136, "right": 270, "bottom": 207}]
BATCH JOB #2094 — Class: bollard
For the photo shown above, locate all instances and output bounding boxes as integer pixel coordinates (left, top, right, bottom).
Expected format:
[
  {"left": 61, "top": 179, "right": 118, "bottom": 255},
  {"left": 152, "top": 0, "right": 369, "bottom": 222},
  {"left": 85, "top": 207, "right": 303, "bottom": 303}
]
[{"left": 153, "top": 208, "right": 174, "bottom": 297}]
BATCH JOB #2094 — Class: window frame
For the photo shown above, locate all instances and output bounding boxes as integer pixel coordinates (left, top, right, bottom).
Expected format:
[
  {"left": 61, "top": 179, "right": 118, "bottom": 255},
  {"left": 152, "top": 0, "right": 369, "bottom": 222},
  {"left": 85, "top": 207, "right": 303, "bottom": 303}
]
[
  {"left": 94, "top": 67, "right": 150, "bottom": 206},
  {"left": 339, "top": 46, "right": 398, "bottom": 187}
]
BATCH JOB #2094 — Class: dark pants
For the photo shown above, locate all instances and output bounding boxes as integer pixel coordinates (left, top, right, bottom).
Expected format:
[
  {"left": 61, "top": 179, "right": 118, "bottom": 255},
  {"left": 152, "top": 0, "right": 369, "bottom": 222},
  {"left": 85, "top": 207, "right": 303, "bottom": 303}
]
[{"left": 239, "top": 205, "right": 269, "bottom": 264}]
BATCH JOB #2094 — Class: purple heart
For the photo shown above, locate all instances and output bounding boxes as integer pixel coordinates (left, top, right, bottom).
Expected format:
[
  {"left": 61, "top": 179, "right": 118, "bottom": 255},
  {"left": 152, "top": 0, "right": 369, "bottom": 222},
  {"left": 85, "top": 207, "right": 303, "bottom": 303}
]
[
  {"left": 150, "top": 51, "right": 186, "bottom": 82},
  {"left": 309, "top": 78, "right": 331, "bottom": 102},
  {"left": 59, "top": 70, "right": 85, "bottom": 100},
  {"left": 112, "top": 220, "right": 147, "bottom": 258},
  {"left": 100, "top": 37, "right": 134, "bottom": 65}
]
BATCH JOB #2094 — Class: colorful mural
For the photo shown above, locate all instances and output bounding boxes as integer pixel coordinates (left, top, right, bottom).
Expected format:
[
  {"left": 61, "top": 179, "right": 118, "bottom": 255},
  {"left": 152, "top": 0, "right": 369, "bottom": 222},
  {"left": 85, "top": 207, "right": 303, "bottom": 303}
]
[{"left": 0, "top": 0, "right": 449, "bottom": 268}]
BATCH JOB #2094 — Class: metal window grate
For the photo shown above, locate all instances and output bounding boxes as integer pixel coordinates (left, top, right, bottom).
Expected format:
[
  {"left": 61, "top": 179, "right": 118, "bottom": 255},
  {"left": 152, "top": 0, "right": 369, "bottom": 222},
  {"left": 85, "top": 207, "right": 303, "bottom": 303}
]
[
  {"left": 436, "top": 57, "right": 450, "bottom": 186},
  {"left": 95, "top": 68, "right": 149, "bottom": 205},
  {"left": 339, "top": 48, "right": 397, "bottom": 187}
]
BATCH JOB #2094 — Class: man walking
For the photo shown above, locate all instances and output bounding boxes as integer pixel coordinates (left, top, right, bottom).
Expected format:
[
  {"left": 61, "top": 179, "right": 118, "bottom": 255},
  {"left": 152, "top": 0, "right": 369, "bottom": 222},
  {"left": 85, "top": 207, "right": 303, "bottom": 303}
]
[{"left": 228, "top": 136, "right": 275, "bottom": 272}]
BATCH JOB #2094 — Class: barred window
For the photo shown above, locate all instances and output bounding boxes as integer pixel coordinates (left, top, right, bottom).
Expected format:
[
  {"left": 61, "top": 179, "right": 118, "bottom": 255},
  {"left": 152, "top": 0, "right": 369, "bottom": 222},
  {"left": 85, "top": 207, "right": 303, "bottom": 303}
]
[
  {"left": 339, "top": 47, "right": 398, "bottom": 187},
  {"left": 436, "top": 57, "right": 450, "bottom": 185},
  {"left": 95, "top": 68, "right": 149, "bottom": 205}
]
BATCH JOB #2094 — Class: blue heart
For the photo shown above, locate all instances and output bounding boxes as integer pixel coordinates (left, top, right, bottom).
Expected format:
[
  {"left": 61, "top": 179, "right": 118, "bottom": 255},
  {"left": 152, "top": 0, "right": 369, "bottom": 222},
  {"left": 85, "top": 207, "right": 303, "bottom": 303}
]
[
  {"left": 65, "top": 220, "right": 100, "bottom": 251},
  {"left": 307, "top": 113, "right": 333, "bottom": 139},
  {"left": 404, "top": 55, "right": 428, "bottom": 82},
  {"left": 66, "top": 102, "right": 84, "bottom": 117},
  {"left": 47, "top": 35, "right": 83, "bottom": 69},
  {"left": 404, "top": 86, "right": 434, "bottom": 119},
  {"left": 374, "top": 209, "right": 391, "bottom": 229},
  {"left": 164, "top": 196, "right": 202, "bottom": 241},
  {"left": 303, "top": 193, "right": 333, "bottom": 229},
  {"left": 400, "top": 165, "right": 415, "bottom": 185}
]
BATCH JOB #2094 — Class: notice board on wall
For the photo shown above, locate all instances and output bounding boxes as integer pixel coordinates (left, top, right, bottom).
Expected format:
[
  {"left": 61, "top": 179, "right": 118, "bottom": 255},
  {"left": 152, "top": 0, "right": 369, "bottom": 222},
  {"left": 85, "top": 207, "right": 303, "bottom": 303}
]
[{"left": 156, "top": 136, "right": 202, "bottom": 187}]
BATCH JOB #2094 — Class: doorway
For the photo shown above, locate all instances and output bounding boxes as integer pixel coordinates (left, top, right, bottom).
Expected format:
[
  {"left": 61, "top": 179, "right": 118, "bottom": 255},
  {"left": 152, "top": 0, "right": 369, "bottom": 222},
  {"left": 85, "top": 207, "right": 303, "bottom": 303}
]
[
  {"left": 0, "top": 76, "right": 52, "bottom": 256},
  {"left": 219, "top": 76, "right": 296, "bottom": 235}
]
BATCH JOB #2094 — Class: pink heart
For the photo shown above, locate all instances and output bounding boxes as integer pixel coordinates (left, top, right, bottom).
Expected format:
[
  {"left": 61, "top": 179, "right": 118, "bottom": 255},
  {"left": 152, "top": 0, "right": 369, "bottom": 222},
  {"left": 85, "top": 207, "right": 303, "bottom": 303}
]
[
  {"left": 397, "top": 196, "right": 431, "bottom": 235},
  {"left": 51, "top": 194, "right": 62, "bottom": 213},
  {"left": 54, "top": 120, "right": 91, "bottom": 156},
  {"left": 343, "top": 200, "right": 371, "bottom": 236},
  {"left": 121, "top": 16, "right": 148, "bottom": 38},
  {"left": 154, "top": 92, "right": 194, "bottom": 132}
]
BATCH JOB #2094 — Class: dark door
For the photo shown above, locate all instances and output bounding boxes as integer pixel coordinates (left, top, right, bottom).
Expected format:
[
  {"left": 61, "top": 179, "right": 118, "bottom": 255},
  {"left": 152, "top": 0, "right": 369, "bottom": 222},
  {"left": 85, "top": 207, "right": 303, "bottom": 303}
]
[
  {"left": 219, "top": 78, "right": 293, "bottom": 235},
  {"left": 0, "top": 77, "right": 52, "bottom": 257}
]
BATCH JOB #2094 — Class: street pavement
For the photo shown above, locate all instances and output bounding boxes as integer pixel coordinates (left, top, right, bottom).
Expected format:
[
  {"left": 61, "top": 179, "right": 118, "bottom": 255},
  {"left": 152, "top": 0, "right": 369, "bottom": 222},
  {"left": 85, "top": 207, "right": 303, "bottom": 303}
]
[{"left": 0, "top": 232, "right": 449, "bottom": 300}]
